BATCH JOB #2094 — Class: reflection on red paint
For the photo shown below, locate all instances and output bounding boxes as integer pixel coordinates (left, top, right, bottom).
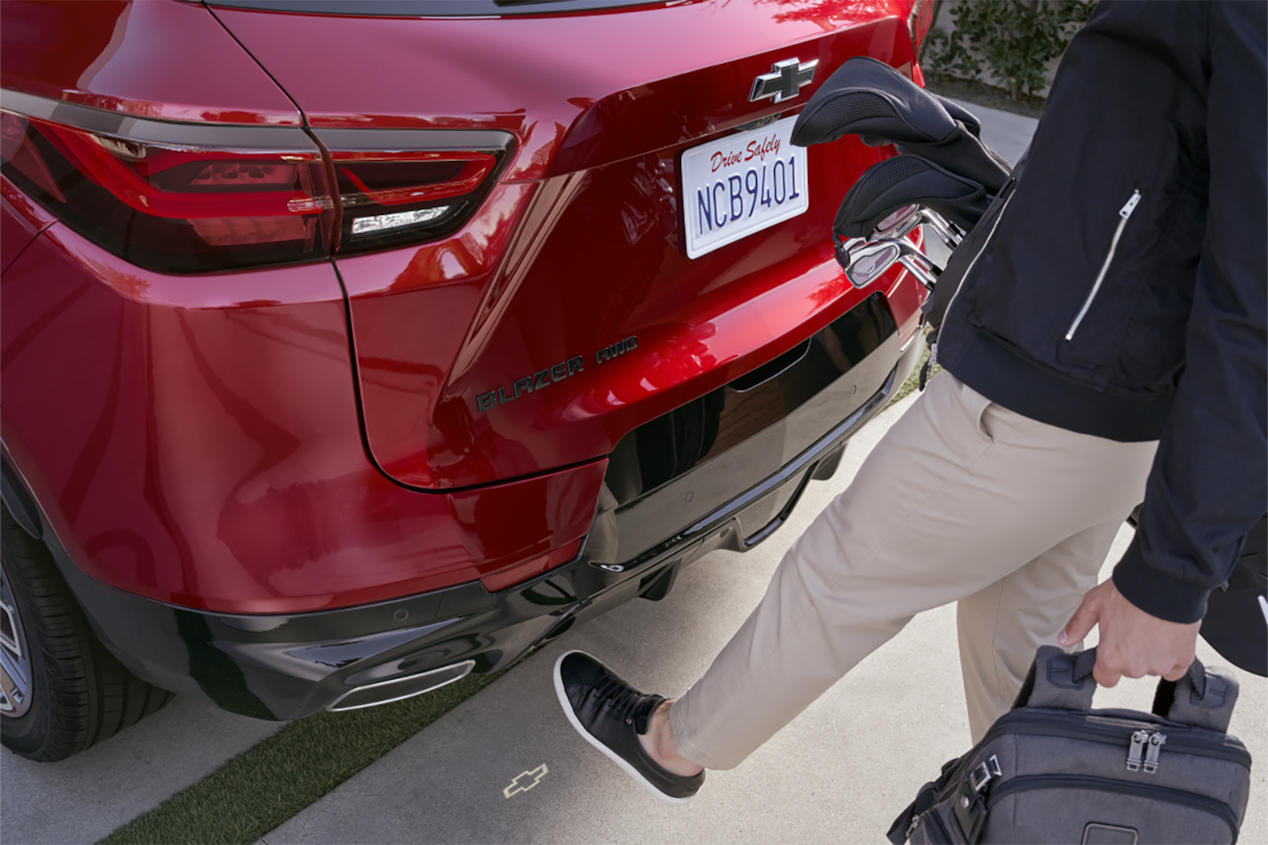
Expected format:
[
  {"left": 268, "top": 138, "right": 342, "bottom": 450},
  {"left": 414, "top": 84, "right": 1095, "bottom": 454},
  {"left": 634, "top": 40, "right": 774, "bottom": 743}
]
[
  {"left": 2, "top": 221, "right": 605, "bottom": 613},
  {"left": 480, "top": 539, "right": 584, "bottom": 594},
  {"left": 0, "top": 0, "right": 301, "bottom": 125}
]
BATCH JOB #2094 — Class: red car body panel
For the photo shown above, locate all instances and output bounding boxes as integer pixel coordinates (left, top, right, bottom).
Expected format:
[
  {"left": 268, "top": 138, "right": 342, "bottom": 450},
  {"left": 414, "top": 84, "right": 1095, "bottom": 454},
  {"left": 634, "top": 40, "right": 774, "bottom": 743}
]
[
  {"left": 1, "top": 179, "right": 54, "bottom": 272},
  {"left": 1, "top": 0, "right": 926, "bottom": 627},
  {"left": 1, "top": 219, "right": 604, "bottom": 614},
  {"left": 213, "top": 1, "right": 925, "bottom": 489},
  {"left": 0, "top": 0, "right": 301, "bottom": 126},
  {"left": 338, "top": 172, "right": 924, "bottom": 491},
  {"left": 209, "top": 2, "right": 917, "bottom": 179}
]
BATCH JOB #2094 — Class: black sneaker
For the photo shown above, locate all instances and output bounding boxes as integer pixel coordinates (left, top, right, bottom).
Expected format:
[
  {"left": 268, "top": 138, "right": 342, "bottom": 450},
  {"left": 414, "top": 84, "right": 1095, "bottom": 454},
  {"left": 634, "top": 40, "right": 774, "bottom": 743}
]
[{"left": 553, "top": 650, "right": 705, "bottom": 805}]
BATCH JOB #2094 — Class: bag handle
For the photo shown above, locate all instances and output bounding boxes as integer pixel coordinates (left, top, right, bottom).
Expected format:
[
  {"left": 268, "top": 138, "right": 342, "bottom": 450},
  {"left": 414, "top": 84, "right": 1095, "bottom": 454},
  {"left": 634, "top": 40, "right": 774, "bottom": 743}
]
[
  {"left": 1151, "top": 660, "right": 1239, "bottom": 733},
  {"left": 1013, "top": 645, "right": 1239, "bottom": 732}
]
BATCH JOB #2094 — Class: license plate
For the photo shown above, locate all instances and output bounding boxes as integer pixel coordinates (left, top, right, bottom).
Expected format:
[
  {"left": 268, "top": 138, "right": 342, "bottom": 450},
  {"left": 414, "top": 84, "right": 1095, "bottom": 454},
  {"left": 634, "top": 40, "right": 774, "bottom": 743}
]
[{"left": 681, "top": 116, "right": 809, "bottom": 259}]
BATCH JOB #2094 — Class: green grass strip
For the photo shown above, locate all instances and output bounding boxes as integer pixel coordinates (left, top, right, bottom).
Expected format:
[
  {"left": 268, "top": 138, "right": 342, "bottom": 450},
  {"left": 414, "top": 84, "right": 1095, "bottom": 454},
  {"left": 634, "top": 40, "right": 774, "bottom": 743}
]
[{"left": 98, "top": 670, "right": 503, "bottom": 845}]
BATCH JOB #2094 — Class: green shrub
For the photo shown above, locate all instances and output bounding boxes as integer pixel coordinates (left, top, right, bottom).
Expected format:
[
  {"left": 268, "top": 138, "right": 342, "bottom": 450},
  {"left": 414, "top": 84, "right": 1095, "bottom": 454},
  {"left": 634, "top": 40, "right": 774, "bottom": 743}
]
[{"left": 923, "top": 0, "right": 1095, "bottom": 102}]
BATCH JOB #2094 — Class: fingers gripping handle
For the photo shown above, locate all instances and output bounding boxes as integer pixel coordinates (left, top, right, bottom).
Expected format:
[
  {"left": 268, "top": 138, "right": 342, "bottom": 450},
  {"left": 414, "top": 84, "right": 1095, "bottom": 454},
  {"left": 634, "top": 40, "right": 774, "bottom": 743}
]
[{"left": 1013, "top": 646, "right": 1239, "bottom": 732}]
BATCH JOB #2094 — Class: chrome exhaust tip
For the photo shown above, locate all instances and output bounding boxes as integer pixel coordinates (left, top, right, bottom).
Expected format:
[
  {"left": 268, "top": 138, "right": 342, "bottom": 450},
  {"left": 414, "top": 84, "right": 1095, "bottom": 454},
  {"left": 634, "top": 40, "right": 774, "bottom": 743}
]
[{"left": 328, "top": 660, "right": 476, "bottom": 712}]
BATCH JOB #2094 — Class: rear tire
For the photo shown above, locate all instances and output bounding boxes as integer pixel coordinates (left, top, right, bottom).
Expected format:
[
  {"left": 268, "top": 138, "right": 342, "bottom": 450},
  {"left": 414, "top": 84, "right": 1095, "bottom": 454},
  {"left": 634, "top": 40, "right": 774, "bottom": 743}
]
[{"left": 1, "top": 503, "right": 172, "bottom": 761}]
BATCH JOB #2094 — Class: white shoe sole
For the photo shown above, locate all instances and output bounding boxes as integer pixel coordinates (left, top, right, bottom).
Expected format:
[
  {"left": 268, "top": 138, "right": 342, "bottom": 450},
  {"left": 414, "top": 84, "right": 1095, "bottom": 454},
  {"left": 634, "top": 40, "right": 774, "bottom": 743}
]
[{"left": 553, "top": 650, "right": 696, "bottom": 806}]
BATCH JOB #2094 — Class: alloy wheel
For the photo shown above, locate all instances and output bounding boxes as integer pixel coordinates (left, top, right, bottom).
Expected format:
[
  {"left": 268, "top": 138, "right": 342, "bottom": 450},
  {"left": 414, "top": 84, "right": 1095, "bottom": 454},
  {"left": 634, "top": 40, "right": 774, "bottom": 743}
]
[{"left": 0, "top": 560, "right": 34, "bottom": 719}]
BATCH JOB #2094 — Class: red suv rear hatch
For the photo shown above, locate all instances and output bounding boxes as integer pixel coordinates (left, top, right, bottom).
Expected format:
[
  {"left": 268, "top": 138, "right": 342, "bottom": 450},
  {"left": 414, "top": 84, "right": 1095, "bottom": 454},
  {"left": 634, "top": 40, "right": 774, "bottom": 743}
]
[{"left": 210, "top": 0, "right": 923, "bottom": 490}]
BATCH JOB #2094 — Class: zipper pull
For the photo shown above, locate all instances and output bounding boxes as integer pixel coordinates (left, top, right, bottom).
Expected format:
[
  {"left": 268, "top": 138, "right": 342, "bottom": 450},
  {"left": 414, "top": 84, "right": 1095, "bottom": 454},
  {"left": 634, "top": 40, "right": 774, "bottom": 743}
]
[
  {"left": 1126, "top": 730, "right": 1148, "bottom": 771},
  {"left": 1119, "top": 190, "right": 1141, "bottom": 219},
  {"left": 1144, "top": 732, "right": 1166, "bottom": 774}
]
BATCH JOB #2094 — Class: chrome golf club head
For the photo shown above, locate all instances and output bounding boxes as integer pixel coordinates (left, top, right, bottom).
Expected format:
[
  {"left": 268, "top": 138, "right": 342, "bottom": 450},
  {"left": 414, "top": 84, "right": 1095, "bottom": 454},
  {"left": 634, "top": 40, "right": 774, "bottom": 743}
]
[
  {"left": 838, "top": 237, "right": 903, "bottom": 289},
  {"left": 854, "top": 202, "right": 959, "bottom": 265},
  {"left": 836, "top": 230, "right": 941, "bottom": 291},
  {"left": 872, "top": 204, "right": 923, "bottom": 241}
]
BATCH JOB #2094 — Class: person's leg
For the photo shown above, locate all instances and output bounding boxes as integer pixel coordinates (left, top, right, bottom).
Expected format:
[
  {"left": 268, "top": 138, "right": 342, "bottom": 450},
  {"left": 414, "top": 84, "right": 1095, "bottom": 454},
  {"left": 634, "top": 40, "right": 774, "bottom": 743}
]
[
  {"left": 667, "top": 373, "right": 1156, "bottom": 770},
  {"left": 956, "top": 512, "right": 1133, "bottom": 742}
]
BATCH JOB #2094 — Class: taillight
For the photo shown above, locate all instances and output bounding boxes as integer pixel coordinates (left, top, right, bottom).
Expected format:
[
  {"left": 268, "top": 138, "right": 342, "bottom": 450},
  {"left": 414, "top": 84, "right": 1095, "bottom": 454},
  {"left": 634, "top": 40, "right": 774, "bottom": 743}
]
[
  {"left": 908, "top": 0, "right": 935, "bottom": 58},
  {"left": 0, "top": 92, "right": 334, "bottom": 274},
  {"left": 311, "top": 129, "right": 512, "bottom": 254},
  {"left": 0, "top": 91, "right": 515, "bottom": 273}
]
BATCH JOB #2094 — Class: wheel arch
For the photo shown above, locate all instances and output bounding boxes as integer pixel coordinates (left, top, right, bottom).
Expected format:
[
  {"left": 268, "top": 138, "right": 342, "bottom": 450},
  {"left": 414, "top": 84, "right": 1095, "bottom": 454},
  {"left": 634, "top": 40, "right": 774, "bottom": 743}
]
[{"left": 1, "top": 450, "right": 42, "bottom": 540}]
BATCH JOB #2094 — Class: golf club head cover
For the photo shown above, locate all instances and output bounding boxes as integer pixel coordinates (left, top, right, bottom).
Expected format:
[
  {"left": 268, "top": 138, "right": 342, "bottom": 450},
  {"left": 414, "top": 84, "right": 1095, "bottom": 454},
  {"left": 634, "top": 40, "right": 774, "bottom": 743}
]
[
  {"left": 937, "top": 95, "right": 983, "bottom": 138},
  {"left": 855, "top": 93, "right": 979, "bottom": 146},
  {"left": 852, "top": 90, "right": 978, "bottom": 144},
  {"left": 833, "top": 154, "right": 991, "bottom": 239},
  {"left": 793, "top": 56, "right": 1011, "bottom": 194}
]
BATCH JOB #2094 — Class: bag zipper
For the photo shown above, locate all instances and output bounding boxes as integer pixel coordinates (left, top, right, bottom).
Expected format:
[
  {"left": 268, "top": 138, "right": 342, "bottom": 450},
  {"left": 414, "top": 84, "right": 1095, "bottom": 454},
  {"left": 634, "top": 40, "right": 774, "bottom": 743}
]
[
  {"left": 1126, "top": 730, "right": 1149, "bottom": 771},
  {"left": 978, "top": 710, "right": 1251, "bottom": 767},
  {"left": 1064, "top": 190, "right": 1141, "bottom": 341},
  {"left": 919, "top": 809, "right": 958, "bottom": 845},
  {"left": 985, "top": 774, "right": 1239, "bottom": 837}
]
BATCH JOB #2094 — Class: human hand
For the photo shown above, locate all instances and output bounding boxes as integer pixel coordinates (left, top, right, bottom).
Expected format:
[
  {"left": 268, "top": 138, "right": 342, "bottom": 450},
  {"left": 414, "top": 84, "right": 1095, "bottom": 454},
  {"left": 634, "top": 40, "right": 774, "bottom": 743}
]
[{"left": 1058, "top": 580, "right": 1201, "bottom": 687}]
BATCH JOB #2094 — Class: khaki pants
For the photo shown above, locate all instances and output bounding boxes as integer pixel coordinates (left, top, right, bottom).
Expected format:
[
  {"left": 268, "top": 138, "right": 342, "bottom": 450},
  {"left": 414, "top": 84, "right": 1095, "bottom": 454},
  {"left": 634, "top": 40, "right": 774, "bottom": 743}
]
[{"left": 670, "top": 372, "right": 1158, "bottom": 769}]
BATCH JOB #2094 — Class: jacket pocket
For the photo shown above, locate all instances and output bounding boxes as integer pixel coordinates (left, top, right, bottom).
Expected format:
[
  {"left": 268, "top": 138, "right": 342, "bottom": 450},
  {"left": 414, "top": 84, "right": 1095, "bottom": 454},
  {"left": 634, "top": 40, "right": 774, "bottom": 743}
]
[{"left": 1064, "top": 190, "right": 1142, "bottom": 341}]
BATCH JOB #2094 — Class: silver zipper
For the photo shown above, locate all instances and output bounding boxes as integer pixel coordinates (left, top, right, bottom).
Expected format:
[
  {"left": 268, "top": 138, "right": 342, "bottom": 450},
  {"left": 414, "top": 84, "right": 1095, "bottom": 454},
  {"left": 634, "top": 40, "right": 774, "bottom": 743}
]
[
  {"left": 1144, "top": 732, "right": 1167, "bottom": 774},
  {"left": 1064, "top": 190, "right": 1141, "bottom": 341},
  {"left": 1125, "top": 730, "right": 1167, "bottom": 773},
  {"left": 1126, "top": 730, "right": 1148, "bottom": 771}
]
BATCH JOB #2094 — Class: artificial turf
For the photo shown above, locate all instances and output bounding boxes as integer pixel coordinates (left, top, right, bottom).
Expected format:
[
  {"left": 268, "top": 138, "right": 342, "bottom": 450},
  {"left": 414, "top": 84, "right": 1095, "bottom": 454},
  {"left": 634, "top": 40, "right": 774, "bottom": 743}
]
[{"left": 97, "top": 671, "right": 503, "bottom": 845}]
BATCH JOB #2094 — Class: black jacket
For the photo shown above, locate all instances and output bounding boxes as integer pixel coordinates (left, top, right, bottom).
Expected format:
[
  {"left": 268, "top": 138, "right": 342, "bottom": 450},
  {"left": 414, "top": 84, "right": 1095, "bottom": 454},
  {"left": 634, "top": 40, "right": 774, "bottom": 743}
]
[{"left": 936, "top": 0, "right": 1267, "bottom": 624}]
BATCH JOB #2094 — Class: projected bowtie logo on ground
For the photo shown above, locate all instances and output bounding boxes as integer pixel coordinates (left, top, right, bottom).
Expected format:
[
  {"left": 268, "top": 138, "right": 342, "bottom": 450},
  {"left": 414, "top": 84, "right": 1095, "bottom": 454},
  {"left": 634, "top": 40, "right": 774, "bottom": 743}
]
[{"left": 503, "top": 764, "right": 549, "bottom": 798}]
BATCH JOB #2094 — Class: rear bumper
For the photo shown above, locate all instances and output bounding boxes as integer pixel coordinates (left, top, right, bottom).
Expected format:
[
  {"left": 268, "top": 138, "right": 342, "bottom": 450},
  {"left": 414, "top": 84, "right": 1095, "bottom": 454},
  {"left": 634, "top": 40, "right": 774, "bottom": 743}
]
[{"left": 46, "top": 310, "right": 921, "bottom": 720}]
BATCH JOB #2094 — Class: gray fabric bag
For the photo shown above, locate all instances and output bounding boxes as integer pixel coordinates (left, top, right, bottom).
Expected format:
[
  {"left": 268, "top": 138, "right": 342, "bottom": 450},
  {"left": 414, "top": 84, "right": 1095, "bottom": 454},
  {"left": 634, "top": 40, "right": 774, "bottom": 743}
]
[{"left": 888, "top": 646, "right": 1252, "bottom": 844}]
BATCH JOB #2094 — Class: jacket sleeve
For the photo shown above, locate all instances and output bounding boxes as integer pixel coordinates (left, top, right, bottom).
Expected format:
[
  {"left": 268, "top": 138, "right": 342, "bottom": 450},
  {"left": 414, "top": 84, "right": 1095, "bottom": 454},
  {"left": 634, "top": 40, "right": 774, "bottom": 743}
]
[{"left": 1112, "top": 0, "right": 1268, "bottom": 624}]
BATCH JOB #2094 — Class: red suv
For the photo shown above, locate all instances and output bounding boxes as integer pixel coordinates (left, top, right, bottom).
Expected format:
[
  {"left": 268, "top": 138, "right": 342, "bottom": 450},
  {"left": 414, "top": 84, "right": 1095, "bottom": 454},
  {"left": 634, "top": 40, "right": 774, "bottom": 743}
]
[{"left": 1, "top": 0, "right": 932, "bottom": 760}]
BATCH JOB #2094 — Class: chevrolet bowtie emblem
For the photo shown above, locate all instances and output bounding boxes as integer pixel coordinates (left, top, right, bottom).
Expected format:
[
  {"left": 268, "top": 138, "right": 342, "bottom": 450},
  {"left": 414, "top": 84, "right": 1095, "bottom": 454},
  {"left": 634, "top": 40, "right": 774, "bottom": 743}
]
[{"left": 749, "top": 58, "right": 818, "bottom": 104}]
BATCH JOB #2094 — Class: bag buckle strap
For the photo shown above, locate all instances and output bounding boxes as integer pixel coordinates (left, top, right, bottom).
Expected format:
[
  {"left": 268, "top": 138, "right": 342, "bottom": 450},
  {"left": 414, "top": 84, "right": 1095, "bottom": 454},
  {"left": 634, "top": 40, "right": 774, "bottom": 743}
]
[
  {"left": 953, "top": 755, "right": 1002, "bottom": 843},
  {"left": 970, "top": 755, "right": 1002, "bottom": 793}
]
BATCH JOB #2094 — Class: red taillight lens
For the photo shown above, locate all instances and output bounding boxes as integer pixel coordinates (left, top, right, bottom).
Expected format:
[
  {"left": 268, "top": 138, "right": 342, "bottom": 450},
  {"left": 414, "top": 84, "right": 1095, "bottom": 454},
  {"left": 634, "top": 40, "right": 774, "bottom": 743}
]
[
  {"left": 313, "top": 129, "right": 512, "bottom": 255},
  {"left": 336, "top": 151, "right": 495, "bottom": 206},
  {"left": 908, "top": 0, "right": 935, "bottom": 58},
  {"left": 0, "top": 92, "right": 514, "bottom": 272},
  {"left": 0, "top": 93, "right": 334, "bottom": 274}
]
